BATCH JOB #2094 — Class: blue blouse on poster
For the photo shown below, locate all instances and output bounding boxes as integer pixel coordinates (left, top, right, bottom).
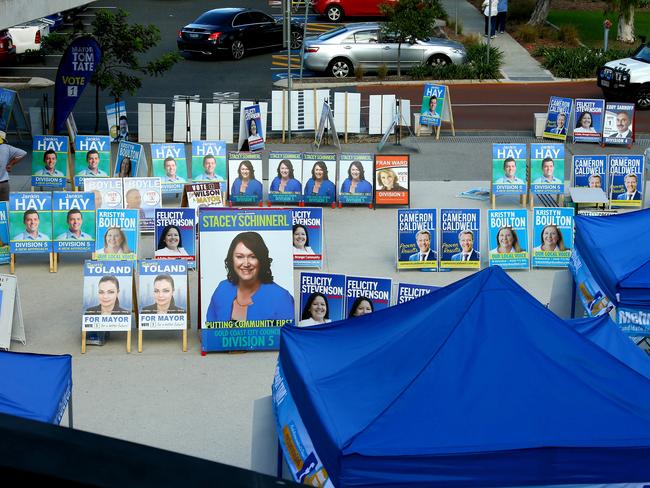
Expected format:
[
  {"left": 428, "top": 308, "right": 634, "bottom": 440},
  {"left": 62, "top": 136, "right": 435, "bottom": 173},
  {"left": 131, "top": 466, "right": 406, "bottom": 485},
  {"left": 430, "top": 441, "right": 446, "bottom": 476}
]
[
  {"left": 304, "top": 179, "right": 335, "bottom": 201},
  {"left": 230, "top": 178, "right": 263, "bottom": 200},
  {"left": 340, "top": 178, "right": 372, "bottom": 193},
  {"left": 270, "top": 177, "right": 302, "bottom": 193},
  {"left": 206, "top": 280, "right": 294, "bottom": 322}
]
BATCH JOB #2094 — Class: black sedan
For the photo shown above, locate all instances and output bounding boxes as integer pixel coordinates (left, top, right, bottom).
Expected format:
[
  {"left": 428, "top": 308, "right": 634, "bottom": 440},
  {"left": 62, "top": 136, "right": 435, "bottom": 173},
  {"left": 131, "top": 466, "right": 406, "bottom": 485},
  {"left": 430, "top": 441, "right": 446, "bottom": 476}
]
[{"left": 177, "top": 8, "right": 303, "bottom": 60}]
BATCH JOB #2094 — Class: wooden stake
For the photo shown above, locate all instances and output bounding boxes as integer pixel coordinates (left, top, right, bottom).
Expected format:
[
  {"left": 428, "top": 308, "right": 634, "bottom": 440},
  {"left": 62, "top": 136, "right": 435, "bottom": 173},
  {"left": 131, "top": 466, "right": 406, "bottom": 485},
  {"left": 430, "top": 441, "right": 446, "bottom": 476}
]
[
  {"left": 446, "top": 90, "right": 456, "bottom": 137},
  {"left": 81, "top": 331, "right": 86, "bottom": 354},
  {"left": 182, "top": 329, "right": 187, "bottom": 352},
  {"left": 138, "top": 329, "right": 143, "bottom": 353},
  {"left": 10, "top": 254, "right": 15, "bottom": 274},
  {"left": 126, "top": 330, "right": 131, "bottom": 353},
  {"left": 282, "top": 90, "right": 286, "bottom": 143},
  {"left": 344, "top": 93, "right": 349, "bottom": 144}
]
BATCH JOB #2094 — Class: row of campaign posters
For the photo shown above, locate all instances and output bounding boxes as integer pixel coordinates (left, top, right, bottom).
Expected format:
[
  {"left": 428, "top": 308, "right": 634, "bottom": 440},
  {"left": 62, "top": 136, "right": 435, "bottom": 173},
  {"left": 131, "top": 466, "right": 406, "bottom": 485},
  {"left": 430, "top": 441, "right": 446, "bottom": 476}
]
[
  {"left": 30, "top": 135, "right": 411, "bottom": 207},
  {"left": 397, "top": 207, "right": 575, "bottom": 270},
  {"left": 543, "top": 96, "right": 635, "bottom": 146},
  {"left": 491, "top": 143, "right": 644, "bottom": 207},
  {"left": 82, "top": 259, "right": 188, "bottom": 333}
]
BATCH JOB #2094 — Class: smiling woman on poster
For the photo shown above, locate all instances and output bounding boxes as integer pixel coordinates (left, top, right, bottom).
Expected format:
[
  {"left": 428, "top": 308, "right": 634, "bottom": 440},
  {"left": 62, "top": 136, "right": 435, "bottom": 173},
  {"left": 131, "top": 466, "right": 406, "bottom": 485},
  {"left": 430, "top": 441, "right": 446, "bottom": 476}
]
[
  {"left": 377, "top": 168, "right": 407, "bottom": 191},
  {"left": 142, "top": 274, "right": 185, "bottom": 314},
  {"left": 299, "top": 292, "right": 331, "bottom": 326},
  {"left": 349, "top": 296, "right": 374, "bottom": 318},
  {"left": 304, "top": 161, "right": 335, "bottom": 200},
  {"left": 292, "top": 224, "right": 314, "bottom": 255},
  {"left": 270, "top": 159, "right": 301, "bottom": 193},
  {"left": 206, "top": 231, "right": 294, "bottom": 322},
  {"left": 117, "top": 156, "right": 132, "bottom": 177},
  {"left": 155, "top": 225, "right": 189, "bottom": 257},
  {"left": 490, "top": 226, "right": 522, "bottom": 254},
  {"left": 85, "top": 275, "right": 128, "bottom": 315},
  {"left": 230, "top": 160, "right": 263, "bottom": 200},
  {"left": 96, "top": 227, "right": 131, "bottom": 254},
  {"left": 533, "top": 224, "right": 567, "bottom": 252},
  {"left": 575, "top": 111, "right": 597, "bottom": 133},
  {"left": 340, "top": 160, "right": 372, "bottom": 194}
]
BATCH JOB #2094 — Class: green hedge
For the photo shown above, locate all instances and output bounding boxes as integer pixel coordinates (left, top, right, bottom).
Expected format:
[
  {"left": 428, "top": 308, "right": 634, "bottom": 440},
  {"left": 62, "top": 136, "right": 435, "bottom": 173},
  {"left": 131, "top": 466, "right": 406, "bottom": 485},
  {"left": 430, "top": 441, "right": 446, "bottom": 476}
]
[
  {"left": 408, "top": 40, "right": 503, "bottom": 80},
  {"left": 535, "top": 46, "right": 636, "bottom": 78}
]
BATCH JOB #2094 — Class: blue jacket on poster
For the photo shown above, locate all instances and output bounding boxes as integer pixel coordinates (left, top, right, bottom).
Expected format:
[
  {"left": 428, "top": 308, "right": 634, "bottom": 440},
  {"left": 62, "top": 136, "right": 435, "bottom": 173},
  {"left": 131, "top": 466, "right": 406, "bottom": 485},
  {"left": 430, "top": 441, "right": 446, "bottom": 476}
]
[
  {"left": 206, "top": 280, "right": 294, "bottom": 322},
  {"left": 304, "top": 179, "right": 335, "bottom": 200},
  {"left": 270, "top": 177, "right": 302, "bottom": 193},
  {"left": 231, "top": 178, "right": 263, "bottom": 200},
  {"left": 340, "top": 178, "right": 372, "bottom": 194}
]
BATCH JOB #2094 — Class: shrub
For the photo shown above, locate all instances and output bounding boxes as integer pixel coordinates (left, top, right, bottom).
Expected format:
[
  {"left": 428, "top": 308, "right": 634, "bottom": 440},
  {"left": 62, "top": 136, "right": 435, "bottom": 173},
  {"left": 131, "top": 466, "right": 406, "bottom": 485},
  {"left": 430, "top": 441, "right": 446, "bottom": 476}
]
[
  {"left": 516, "top": 24, "right": 538, "bottom": 43},
  {"left": 558, "top": 25, "right": 580, "bottom": 46},
  {"left": 536, "top": 47, "right": 636, "bottom": 78},
  {"left": 355, "top": 63, "right": 365, "bottom": 81},
  {"left": 377, "top": 64, "right": 388, "bottom": 80},
  {"left": 447, "top": 18, "right": 464, "bottom": 35},
  {"left": 507, "top": 0, "right": 536, "bottom": 23}
]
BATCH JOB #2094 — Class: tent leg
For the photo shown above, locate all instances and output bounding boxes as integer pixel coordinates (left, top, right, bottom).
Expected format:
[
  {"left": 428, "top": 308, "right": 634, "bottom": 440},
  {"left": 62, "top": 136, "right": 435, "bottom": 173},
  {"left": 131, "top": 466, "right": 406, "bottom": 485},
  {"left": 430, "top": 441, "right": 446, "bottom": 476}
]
[
  {"left": 68, "top": 398, "right": 74, "bottom": 429},
  {"left": 276, "top": 440, "right": 283, "bottom": 478},
  {"left": 570, "top": 279, "right": 577, "bottom": 319}
]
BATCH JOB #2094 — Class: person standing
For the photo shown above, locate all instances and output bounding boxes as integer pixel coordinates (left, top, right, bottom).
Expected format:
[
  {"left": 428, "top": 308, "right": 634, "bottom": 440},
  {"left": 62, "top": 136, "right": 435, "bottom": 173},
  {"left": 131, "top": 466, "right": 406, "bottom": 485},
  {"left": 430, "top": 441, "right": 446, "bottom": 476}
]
[
  {"left": 497, "top": 0, "right": 508, "bottom": 34},
  {"left": 482, "top": 0, "right": 499, "bottom": 39},
  {"left": 0, "top": 131, "right": 26, "bottom": 201}
]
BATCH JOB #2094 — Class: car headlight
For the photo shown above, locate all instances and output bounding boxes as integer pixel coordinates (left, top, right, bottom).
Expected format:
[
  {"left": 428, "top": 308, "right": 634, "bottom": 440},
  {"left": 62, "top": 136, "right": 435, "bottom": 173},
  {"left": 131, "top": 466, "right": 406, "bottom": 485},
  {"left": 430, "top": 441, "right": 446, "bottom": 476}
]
[{"left": 451, "top": 48, "right": 465, "bottom": 55}]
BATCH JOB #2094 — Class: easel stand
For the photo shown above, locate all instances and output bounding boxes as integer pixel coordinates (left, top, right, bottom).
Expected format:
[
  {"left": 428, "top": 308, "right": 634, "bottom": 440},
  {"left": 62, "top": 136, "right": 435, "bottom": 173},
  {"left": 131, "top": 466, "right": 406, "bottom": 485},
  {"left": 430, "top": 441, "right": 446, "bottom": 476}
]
[
  {"left": 138, "top": 280, "right": 189, "bottom": 353},
  {"left": 490, "top": 190, "right": 527, "bottom": 209},
  {"left": 81, "top": 329, "right": 131, "bottom": 354},
  {"left": 378, "top": 102, "right": 420, "bottom": 153},
  {"left": 10, "top": 253, "right": 55, "bottom": 273},
  {"left": 415, "top": 92, "right": 455, "bottom": 139},
  {"left": 529, "top": 193, "right": 564, "bottom": 210}
]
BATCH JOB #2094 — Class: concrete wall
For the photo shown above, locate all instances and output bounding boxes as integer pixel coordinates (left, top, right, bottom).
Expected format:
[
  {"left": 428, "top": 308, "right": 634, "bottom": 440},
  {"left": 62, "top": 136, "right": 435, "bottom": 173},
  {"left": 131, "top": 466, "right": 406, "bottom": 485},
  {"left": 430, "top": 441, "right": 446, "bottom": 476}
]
[{"left": 0, "top": 0, "right": 94, "bottom": 30}]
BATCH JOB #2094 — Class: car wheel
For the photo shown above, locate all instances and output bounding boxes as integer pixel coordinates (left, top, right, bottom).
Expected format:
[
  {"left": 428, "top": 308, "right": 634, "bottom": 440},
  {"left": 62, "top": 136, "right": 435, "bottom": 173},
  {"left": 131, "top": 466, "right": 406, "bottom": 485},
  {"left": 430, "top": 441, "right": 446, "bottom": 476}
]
[
  {"left": 428, "top": 54, "right": 451, "bottom": 67},
  {"left": 636, "top": 84, "right": 650, "bottom": 109},
  {"left": 328, "top": 58, "right": 352, "bottom": 78},
  {"left": 290, "top": 31, "right": 303, "bottom": 50},
  {"left": 231, "top": 40, "right": 245, "bottom": 60},
  {"left": 326, "top": 5, "right": 343, "bottom": 22}
]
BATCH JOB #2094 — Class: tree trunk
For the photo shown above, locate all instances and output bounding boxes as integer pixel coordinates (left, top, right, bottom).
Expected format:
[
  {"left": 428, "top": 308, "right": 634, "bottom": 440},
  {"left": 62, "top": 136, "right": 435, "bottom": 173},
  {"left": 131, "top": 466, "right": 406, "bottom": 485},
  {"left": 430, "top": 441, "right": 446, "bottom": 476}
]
[
  {"left": 397, "top": 42, "right": 402, "bottom": 78},
  {"left": 617, "top": 7, "right": 635, "bottom": 43},
  {"left": 527, "top": 0, "right": 552, "bottom": 26}
]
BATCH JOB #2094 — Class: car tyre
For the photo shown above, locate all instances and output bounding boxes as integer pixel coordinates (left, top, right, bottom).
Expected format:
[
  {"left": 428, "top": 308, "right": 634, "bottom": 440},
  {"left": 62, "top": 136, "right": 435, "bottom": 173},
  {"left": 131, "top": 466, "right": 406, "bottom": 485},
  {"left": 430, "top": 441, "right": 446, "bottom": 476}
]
[
  {"left": 290, "top": 31, "right": 303, "bottom": 50},
  {"left": 428, "top": 54, "right": 451, "bottom": 67},
  {"left": 328, "top": 58, "right": 352, "bottom": 78},
  {"left": 231, "top": 40, "right": 245, "bottom": 60},
  {"left": 636, "top": 84, "right": 650, "bottom": 109},
  {"left": 326, "top": 5, "right": 343, "bottom": 22}
]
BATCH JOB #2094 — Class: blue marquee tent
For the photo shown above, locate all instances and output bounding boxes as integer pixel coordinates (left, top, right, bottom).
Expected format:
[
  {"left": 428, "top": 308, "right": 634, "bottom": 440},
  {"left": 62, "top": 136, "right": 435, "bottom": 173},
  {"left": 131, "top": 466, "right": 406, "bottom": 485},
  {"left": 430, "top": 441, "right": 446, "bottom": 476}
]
[
  {"left": 0, "top": 351, "right": 72, "bottom": 425},
  {"left": 278, "top": 267, "right": 650, "bottom": 487},
  {"left": 574, "top": 209, "right": 650, "bottom": 311}
]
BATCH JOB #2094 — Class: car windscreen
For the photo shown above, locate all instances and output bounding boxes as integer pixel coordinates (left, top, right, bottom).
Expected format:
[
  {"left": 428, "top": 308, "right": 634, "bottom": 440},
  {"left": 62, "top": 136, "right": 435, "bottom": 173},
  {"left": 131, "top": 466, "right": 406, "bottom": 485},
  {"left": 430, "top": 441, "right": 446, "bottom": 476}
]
[
  {"left": 632, "top": 45, "right": 650, "bottom": 63},
  {"left": 318, "top": 27, "right": 348, "bottom": 40},
  {"left": 194, "top": 11, "right": 233, "bottom": 26}
]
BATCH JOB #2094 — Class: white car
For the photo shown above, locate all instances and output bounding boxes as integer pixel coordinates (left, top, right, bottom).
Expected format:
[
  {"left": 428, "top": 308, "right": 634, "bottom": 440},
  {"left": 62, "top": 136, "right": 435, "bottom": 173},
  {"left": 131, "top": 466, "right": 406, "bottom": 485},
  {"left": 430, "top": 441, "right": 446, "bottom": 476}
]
[
  {"left": 8, "top": 20, "right": 50, "bottom": 55},
  {"left": 598, "top": 44, "right": 650, "bottom": 108}
]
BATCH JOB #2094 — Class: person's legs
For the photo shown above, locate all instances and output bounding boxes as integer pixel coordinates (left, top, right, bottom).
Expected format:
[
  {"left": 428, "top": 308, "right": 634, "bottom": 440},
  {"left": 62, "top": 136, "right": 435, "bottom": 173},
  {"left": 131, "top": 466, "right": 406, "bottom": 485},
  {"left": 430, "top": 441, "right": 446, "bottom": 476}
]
[
  {"left": 0, "top": 181, "right": 9, "bottom": 202},
  {"left": 497, "top": 12, "right": 506, "bottom": 33},
  {"left": 484, "top": 16, "right": 489, "bottom": 36},
  {"left": 490, "top": 16, "right": 497, "bottom": 37}
]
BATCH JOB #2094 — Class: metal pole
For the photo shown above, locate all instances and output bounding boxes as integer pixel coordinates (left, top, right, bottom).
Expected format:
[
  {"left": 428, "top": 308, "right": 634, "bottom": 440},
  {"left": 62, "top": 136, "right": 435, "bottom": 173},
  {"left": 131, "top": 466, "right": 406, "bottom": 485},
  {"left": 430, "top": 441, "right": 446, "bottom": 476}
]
[
  {"left": 455, "top": 0, "right": 458, "bottom": 36},
  {"left": 299, "top": 0, "right": 309, "bottom": 81},
  {"left": 287, "top": 0, "right": 292, "bottom": 141},
  {"left": 486, "top": 1, "right": 492, "bottom": 65}
]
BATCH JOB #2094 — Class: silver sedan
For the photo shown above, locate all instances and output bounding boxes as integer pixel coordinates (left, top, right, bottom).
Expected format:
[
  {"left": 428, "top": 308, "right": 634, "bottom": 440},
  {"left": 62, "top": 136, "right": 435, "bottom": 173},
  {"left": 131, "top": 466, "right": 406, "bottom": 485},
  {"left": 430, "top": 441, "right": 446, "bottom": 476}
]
[{"left": 302, "top": 23, "right": 467, "bottom": 78}]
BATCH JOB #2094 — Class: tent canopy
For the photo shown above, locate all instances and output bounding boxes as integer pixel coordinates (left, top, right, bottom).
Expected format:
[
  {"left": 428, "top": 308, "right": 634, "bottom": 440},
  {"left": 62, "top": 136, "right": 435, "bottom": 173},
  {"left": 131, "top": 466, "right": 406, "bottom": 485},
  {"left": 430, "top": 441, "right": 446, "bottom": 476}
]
[
  {"left": 0, "top": 351, "right": 71, "bottom": 424},
  {"left": 574, "top": 209, "right": 650, "bottom": 310},
  {"left": 280, "top": 267, "right": 650, "bottom": 487}
]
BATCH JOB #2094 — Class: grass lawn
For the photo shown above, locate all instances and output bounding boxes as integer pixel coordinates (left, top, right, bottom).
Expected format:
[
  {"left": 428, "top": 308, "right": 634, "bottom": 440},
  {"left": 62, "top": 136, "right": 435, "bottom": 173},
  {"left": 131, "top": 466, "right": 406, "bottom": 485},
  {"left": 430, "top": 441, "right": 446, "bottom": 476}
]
[{"left": 548, "top": 10, "right": 650, "bottom": 48}]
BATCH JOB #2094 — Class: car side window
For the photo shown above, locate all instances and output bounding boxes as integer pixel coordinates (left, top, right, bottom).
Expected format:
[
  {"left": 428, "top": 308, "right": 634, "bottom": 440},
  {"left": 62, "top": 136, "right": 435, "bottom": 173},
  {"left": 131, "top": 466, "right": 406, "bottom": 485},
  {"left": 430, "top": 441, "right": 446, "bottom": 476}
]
[
  {"left": 249, "top": 12, "right": 273, "bottom": 24},
  {"left": 233, "top": 13, "right": 252, "bottom": 26},
  {"left": 354, "top": 30, "right": 379, "bottom": 44}
]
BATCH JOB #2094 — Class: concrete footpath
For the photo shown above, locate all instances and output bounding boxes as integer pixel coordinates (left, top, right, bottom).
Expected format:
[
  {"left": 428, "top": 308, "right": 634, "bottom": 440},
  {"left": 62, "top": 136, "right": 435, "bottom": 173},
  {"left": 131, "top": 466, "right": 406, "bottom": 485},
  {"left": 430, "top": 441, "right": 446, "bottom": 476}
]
[{"left": 6, "top": 137, "right": 645, "bottom": 471}]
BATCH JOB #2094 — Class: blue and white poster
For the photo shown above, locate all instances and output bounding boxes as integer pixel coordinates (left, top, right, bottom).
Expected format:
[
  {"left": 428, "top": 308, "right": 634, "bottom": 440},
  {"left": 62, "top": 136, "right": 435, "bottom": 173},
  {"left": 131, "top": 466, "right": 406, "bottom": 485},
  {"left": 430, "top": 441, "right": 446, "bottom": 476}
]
[
  {"left": 191, "top": 140, "right": 227, "bottom": 183},
  {"left": 95, "top": 208, "right": 138, "bottom": 261},
  {"left": 419, "top": 83, "right": 445, "bottom": 127},
  {"left": 530, "top": 143, "right": 564, "bottom": 195},
  {"left": 543, "top": 96, "right": 573, "bottom": 141},
  {"left": 292, "top": 208, "right": 323, "bottom": 269},
  {"left": 151, "top": 143, "right": 188, "bottom": 194},
  {"left": 487, "top": 209, "right": 529, "bottom": 270},
  {"left": 532, "top": 207, "right": 574, "bottom": 268},
  {"left": 9, "top": 192, "right": 52, "bottom": 254},
  {"left": 609, "top": 154, "right": 643, "bottom": 208},
  {"left": 302, "top": 152, "right": 337, "bottom": 206},
  {"left": 154, "top": 208, "right": 196, "bottom": 266},
  {"left": 244, "top": 104, "right": 264, "bottom": 152},
  {"left": 0, "top": 88, "right": 17, "bottom": 132},
  {"left": 491, "top": 144, "right": 527, "bottom": 195},
  {"left": 568, "top": 248, "right": 613, "bottom": 318},
  {"left": 52, "top": 191, "right": 95, "bottom": 253},
  {"left": 123, "top": 177, "right": 162, "bottom": 232},
  {"left": 0, "top": 201, "right": 10, "bottom": 264},
  {"left": 298, "top": 272, "right": 346, "bottom": 326},
  {"left": 344, "top": 275, "right": 392, "bottom": 318},
  {"left": 268, "top": 152, "right": 303, "bottom": 204},
  {"left": 106, "top": 100, "right": 128, "bottom": 142},
  {"left": 74, "top": 135, "right": 111, "bottom": 188},
  {"left": 138, "top": 259, "right": 188, "bottom": 330},
  {"left": 573, "top": 155, "right": 607, "bottom": 192},
  {"left": 82, "top": 260, "right": 133, "bottom": 331},
  {"left": 396, "top": 283, "right": 439, "bottom": 304},
  {"left": 199, "top": 208, "right": 294, "bottom": 352},
  {"left": 114, "top": 141, "right": 142, "bottom": 178},
  {"left": 397, "top": 208, "right": 437, "bottom": 270},
  {"left": 83, "top": 177, "right": 123, "bottom": 209},
  {"left": 31, "top": 135, "right": 69, "bottom": 189},
  {"left": 617, "top": 307, "right": 650, "bottom": 337},
  {"left": 603, "top": 102, "right": 635, "bottom": 146},
  {"left": 440, "top": 208, "right": 481, "bottom": 269},
  {"left": 228, "top": 152, "right": 263, "bottom": 205},
  {"left": 573, "top": 98, "right": 605, "bottom": 144},
  {"left": 338, "top": 153, "right": 373, "bottom": 205}
]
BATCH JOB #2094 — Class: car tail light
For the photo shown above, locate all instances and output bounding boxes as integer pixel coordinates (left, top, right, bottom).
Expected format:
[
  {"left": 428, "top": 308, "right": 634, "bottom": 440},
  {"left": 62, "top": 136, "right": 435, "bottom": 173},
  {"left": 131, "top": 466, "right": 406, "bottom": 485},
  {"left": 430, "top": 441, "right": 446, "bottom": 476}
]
[
  {"left": 178, "top": 30, "right": 183, "bottom": 38},
  {"left": 208, "top": 32, "right": 221, "bottom": 41},
  {"left": 35, "top": 30, "right": 41, "bottom": 44},
  {"left": 0, "top": 41, "right": 4, "bottom": 49},
  {"left": 305, "top": 46, "right": 319, "bottom": 53}
]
